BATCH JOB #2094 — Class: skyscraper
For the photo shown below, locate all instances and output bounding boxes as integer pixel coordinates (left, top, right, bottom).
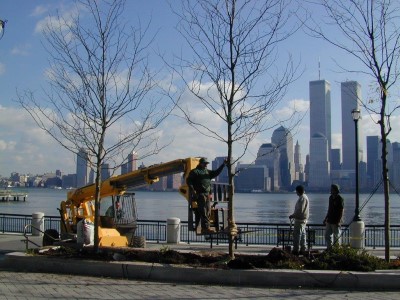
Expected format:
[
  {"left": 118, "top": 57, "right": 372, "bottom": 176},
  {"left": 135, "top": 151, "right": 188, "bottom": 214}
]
[
  {"left": 101, "top": 163, "right": 110, "bottom": 180},
  {"left": 310, "top": 80, "right": 332, "bottom": 156},
  {"left": 255, "top": 143, "right": 280, "bottom": 191},
  {"left": 309, "top": 132, "right": 331, "bottom": 189},
  {"left": 341, "top": 81, "right": 363, "bottom": 170},
  {"left": 391, "top": 142, "right": 400, "bottom": 190},
  {"left": 367, "top": 136, "right": 380, "bottom": 186},
  {"left": 309, "top": 80, "right": 331, "bottom": 189},
  {"left": 234, "top": 163, "right": 269, "bottom": 192},
  {"left": 127, "top": 151, "right": 137, "bottom": 172},
  {"left": 121, "top": 151, "right": 138, "bottom": 175},
  {"left": 167, "top": 173, "right": 183, "bottom": 190},
  {"left": 330, "top": 148, "right": 341, "bottom": 170},
  {"left": 76, "top": 148, "right": 89, "bottom": 187},
  {"left": 271, "top": 126, "right": 294, "bottom": 189},
  {"left": 212, "top": 156, "right": 229, "bottom": 183},
  {"left": 294, "top": 140, "right": 304, "bottom": 180}
]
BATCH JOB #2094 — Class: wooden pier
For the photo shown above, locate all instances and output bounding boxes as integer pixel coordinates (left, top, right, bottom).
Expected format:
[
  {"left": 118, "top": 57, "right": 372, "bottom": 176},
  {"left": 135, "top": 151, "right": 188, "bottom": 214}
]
[{"left": 0, "top": 190, "right": 28, "bottom": 201}]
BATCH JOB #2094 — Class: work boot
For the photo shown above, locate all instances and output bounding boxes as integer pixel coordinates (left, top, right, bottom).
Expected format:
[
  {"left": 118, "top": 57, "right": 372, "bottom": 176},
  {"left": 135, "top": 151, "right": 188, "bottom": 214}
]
[
  {"left": 202, "top": 227, "right": 216, "bottom": 234},
  {"left": 196, "top": 226, "right": 202, "bottom": 235}
]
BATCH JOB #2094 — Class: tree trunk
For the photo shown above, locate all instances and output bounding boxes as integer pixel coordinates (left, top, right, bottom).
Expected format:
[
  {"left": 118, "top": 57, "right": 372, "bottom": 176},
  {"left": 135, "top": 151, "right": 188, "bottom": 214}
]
[
  {"left": 93, "top": 163, "right": 102, "bottom": 253},
  {"left": 227, "top": 137, "right": 235, "bottom": 259},
  {"left": 379, "top": 97, "right": 391, "bottom": 261}
]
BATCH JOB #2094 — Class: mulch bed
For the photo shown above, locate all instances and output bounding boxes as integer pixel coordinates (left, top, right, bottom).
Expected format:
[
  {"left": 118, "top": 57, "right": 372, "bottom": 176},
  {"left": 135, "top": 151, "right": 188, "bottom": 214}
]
[{"left": 37, "top": 246, "right": 312, "bottom": 270}]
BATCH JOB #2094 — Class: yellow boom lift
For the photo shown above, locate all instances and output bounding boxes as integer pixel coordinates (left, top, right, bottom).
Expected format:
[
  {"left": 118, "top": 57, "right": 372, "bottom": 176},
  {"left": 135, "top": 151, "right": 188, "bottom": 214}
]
[{"left": 43, "top": 157, "right": 229, "bottom": 247}]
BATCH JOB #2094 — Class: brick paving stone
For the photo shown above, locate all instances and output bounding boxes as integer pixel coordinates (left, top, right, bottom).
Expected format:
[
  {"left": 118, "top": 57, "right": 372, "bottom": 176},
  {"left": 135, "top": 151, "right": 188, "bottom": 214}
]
[{"left": 0, "top": 271, "right": 399, "bottom": 300}]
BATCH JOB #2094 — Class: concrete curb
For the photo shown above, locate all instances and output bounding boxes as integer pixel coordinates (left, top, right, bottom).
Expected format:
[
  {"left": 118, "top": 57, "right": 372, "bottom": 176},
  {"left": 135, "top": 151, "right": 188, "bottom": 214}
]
[{"left": 1, "top": 252, "right": 400, "bottom": 289}]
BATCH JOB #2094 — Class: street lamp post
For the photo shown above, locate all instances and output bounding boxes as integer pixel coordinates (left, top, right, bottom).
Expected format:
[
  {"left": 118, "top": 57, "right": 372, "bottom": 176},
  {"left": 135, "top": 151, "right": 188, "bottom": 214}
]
[
  {"left": 350, "top": 108, "right": 364, "bottom": 248},
  {"left": 352, "top": 108, "right": 361, "bottom": 221}
]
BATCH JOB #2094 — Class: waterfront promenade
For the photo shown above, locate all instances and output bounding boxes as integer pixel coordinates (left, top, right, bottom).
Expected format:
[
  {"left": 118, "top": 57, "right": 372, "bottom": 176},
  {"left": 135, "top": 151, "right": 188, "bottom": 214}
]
[
  {"left": 0, "top": 270, "right": 399, "bottom": 300},
  {"left": 1, "top": 233, "right": 400, "bottom": 298}
]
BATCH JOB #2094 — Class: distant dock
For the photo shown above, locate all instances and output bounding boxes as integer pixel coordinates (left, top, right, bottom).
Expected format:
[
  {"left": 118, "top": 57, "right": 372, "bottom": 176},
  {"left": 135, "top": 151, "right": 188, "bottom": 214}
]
[{"left": 0, "top": 190, "right": 28, "bottom": 202}]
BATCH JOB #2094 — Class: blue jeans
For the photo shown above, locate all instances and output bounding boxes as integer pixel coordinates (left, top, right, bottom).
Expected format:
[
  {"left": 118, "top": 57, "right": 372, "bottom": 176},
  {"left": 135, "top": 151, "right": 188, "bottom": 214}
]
[
  {"left": 293, "top": 221, "right": 307, "bottom": 252},
  {"left": 325, "top": 223, "right": 341, "bottom": 248}
]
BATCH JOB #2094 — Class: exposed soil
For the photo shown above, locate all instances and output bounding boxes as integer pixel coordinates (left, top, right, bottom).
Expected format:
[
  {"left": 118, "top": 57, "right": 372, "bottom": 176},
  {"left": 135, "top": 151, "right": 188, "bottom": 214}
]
[{"left": 38, "top": 246, "right": 312, "bottom": 270}]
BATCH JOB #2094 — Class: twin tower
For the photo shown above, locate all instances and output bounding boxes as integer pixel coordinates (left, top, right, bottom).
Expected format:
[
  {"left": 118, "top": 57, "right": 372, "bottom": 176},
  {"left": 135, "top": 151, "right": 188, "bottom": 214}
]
[
  {"left": 238, "top": 80, "right": 362, "bottom": 192},
  {"left": 308, "top": 80, "right": 361, "bottom": 190}
]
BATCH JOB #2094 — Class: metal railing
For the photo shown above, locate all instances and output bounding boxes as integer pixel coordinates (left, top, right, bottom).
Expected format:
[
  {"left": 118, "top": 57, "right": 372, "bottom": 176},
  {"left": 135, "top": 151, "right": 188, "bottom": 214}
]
[{"left": 1, "top": 213, "right": 400, "bottom": 248}]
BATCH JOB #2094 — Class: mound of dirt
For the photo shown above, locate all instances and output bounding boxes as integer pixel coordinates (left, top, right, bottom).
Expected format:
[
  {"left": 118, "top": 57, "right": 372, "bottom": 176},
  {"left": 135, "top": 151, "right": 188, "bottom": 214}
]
[{"left": 38, "top": 246, "right": 310, "bottom": 270}]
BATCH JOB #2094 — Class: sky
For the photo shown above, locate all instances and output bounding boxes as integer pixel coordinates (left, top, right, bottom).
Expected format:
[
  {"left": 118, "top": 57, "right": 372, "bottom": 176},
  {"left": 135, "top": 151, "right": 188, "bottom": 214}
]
[{"left": 0, "top": 0, "right": 399, "bottom": 177}]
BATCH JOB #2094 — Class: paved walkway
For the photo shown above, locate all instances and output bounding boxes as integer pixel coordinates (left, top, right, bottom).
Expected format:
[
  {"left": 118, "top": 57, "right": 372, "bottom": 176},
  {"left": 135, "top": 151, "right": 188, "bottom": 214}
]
[
  {"left": 0, "top": 270, "right": 400, "bottom": 300},
  {"left": 1, "top": 233, "right": 400, "bottom": 299}
]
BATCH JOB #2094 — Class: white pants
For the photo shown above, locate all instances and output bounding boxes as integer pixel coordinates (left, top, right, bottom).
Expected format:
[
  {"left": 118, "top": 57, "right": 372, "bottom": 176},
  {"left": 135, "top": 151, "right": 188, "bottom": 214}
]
[{"left": 293, "top": 220, "right": 307, "bottom": 252}]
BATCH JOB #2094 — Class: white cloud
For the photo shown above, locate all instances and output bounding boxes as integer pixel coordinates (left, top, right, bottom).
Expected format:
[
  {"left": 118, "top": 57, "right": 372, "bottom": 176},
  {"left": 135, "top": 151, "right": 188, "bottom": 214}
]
[
  {"left": 274, "top": 98, "right": 309, "bottom": 119},
  {"left": 34, "top": 4, "right": 81, "bottom": 34},
  {"left": 0, "top": 140, "right": 7, "bottom": 150},
  {"left": 359, "top": 112, "right": 400, "bottom": 142},
  {"left": 31, "top": 5, "right": 49, "bottom": 17},
  {"left": 0, "top": 106, "right": 74, "bottom": 176},
  {"left": 11, "top": 44, "right": 31, "bottom": 56},
  {"left": 331, "top": 133, "right": 342, "bottom": 149}
]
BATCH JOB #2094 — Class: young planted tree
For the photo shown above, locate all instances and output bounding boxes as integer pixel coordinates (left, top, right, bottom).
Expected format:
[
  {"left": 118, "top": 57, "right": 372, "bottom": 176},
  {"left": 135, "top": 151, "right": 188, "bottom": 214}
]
[
  {"left": 173, "top": 0, "right": 300, "bottom": 258},
  {"left": 305, "top": 0, "right": 400, "bottom": 261},
  {"left": 17, "top": 0, "right": 171, "bottom": 252}
]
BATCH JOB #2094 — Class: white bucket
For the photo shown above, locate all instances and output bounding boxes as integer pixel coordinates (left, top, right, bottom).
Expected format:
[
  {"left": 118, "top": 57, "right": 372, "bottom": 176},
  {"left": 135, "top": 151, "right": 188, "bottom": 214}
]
[
  {"left": 77, "top": 219, "right": 94, "bottom": 245},
  {"left": 167, "top": 217, "right": 180, "bottom": 244}
]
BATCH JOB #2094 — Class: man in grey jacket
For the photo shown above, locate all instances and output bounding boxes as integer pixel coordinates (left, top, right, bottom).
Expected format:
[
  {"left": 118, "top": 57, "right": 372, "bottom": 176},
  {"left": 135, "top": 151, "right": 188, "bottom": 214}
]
[{"left": 289, "top": 185, "right": 309, "bottom": 255}]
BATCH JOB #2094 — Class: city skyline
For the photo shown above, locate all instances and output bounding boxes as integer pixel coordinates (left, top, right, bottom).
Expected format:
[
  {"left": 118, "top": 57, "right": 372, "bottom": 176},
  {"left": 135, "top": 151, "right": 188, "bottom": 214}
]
[
  {"left": 1, "top": 1, "right": 399, "bottom": 176},
  {"left": 4, "top": 131, "right": 400, "bottom": 193}
]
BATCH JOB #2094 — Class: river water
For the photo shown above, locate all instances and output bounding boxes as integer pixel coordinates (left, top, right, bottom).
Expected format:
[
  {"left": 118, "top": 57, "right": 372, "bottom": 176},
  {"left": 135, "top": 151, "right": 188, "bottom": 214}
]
[{"left": 1, "top": 188, "right": 400, "bottom": 225}]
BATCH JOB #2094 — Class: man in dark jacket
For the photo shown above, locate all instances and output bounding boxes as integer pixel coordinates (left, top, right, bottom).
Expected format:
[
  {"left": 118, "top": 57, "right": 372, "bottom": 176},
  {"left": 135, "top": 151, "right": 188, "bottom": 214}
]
[
  {"left": 324, "top": 184, "right": 344, "bottom": 248},
  {"left": 186, "top": 157, "right": 227, "bottom": 234}
]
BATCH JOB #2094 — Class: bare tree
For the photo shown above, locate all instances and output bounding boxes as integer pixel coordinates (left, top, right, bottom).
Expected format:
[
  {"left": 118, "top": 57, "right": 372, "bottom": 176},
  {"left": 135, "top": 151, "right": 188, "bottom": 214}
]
[
  {"left": 304, "top": 0, "right": 400, "bottom": 261},
  {"left": 17, "top": 0, "right": 171, "bottom": 252},
  {"left": 173, "top": 0, "right": 300, "bottom": 258}
]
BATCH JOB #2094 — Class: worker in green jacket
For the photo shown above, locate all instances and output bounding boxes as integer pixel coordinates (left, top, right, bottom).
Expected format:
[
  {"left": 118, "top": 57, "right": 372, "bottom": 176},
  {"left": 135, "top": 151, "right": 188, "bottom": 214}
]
[{"left": 187, "top": 157, "right": 227, "bottom": 234}]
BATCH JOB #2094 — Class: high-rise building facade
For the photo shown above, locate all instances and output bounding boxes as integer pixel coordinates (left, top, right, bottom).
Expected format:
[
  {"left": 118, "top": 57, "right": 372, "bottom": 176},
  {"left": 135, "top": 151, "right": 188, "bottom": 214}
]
[
  {"left": 76, "top": 148, "right": 89, "bottom": 187},
  {"left": 330, "top": 148, "right": 341, "bottom": 170},
  {"left": 167, "top": 173, "right": 182, "bottom": 190},
  {"left": 367, "top": 136, "right": 380, "bottom": 186},
  {"left": 294, "top": 140, "right": 304, "bottom": 181},
  {"left": 127, "top": 152, "right": 137, "bottom": 172},
  {"left": 310, "top": 80, "right": 332, "bottom": 156},
  {"left": 212, "top": 156, "right": 229, "bottom": 183},
  {"left": 271, "top": 126, "right": 294, "bottom": 190},
  {"left": 234, "top": 163, "right": 269, "bottom": 192},
  {"left": 309, "top": 80, "right": 331, "bottom": 189},
  {"left": 255, "top": 143, "right": 279, "bottom": 191},
  {"left": 341, "top": 81, "right": 363, "bottom": 170},
  {"left": 121, "top": 151, "right": 137, "bottom": 175},
  {"left": 309, "top": 132, "right": 331, "bottom": 189},
  {"left": 101, "top": 163, "right": 110, "bottom": 180},
  {"left": 62, "top": 174, "right": 76, "bottom": 189},
  {"left": 391, "top": 142, "right": 400, "bottom": 190}
]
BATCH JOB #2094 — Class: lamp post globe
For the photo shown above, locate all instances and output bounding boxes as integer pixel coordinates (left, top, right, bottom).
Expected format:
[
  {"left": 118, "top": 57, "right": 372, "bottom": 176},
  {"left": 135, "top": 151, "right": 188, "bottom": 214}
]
[{"left": 0, "top": 19, "right": 7, "bottom": 40}]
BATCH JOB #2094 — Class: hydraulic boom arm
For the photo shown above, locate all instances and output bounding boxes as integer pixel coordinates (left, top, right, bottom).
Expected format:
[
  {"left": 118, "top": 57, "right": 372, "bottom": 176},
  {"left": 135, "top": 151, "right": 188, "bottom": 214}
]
[{"left": 66, "top": 157, "right": 200, "bottom": 208}]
